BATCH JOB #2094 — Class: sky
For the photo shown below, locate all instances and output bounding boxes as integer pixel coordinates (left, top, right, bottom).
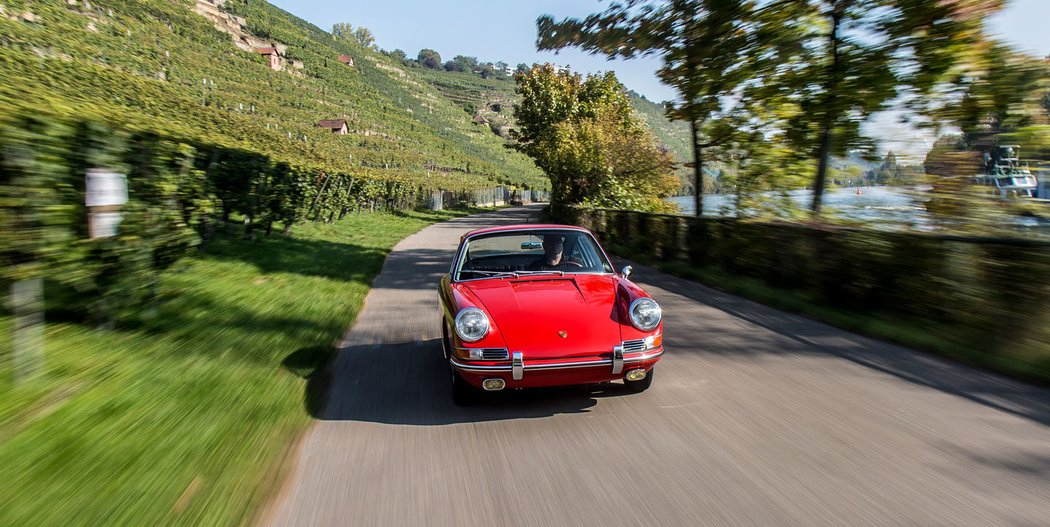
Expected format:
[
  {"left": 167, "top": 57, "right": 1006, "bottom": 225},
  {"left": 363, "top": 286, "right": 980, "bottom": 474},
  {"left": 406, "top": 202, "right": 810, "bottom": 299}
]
[{"left": 271, "top": 0, "right": 1049, "bottom": 160}]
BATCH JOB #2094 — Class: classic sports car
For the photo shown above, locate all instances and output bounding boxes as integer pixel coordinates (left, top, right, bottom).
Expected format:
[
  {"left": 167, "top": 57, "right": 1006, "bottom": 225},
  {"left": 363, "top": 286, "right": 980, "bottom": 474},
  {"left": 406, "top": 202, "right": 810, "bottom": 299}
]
[{"left": 439, "top": 224, "right": 664, "bottom": 404}]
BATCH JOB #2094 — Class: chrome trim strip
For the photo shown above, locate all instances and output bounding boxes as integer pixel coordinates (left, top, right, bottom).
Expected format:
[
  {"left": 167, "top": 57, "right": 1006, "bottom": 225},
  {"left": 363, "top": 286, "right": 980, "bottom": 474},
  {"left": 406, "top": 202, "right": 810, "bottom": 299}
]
[
  {"left": 450, "top": 349, "right": 663, "bottom": 374},
  {"left": 449, "top": 359, "right": 512, "bottom": 372},
  {"left": 525, "top": 359, "right": 609, "bottom": 371},
  {"left": 512, "top": 352, "right": 524, "bottom": 380},
  {"left": 611, "top": 345, "right": 624, "bottom": 374},
  {"left": 624, "top": 348, "right": 664, "bottom": 363}
]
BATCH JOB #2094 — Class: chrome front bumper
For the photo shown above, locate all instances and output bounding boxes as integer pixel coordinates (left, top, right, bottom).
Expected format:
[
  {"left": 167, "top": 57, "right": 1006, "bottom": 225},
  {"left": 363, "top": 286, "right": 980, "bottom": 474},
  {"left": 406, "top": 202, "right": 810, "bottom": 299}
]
[{"left": 449, "top": 348, "right": 664, "bottom": 377}]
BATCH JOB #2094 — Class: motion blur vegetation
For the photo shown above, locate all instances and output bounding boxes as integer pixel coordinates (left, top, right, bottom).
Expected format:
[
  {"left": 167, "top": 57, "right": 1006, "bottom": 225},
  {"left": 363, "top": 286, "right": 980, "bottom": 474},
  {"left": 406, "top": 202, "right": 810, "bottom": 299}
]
[
  {"left": 538, "top": 0, "right": 1047, "bottom": 223},
  {"left": 0, "top": 207, "right": 477, "bottom": 526}
]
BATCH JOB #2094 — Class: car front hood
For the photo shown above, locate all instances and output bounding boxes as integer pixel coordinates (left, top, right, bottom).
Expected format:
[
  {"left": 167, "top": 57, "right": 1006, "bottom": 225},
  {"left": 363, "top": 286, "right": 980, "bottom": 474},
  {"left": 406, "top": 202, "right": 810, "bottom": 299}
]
[{"left": 464, "top": 274, "right": 623, "bottom": 360}]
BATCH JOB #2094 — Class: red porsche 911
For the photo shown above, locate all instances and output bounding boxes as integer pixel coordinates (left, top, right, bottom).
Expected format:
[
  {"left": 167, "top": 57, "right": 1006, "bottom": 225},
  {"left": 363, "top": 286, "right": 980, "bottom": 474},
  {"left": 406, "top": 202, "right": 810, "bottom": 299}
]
[{"left": 439, "top": 224, "right": 664, "bottom": 404}]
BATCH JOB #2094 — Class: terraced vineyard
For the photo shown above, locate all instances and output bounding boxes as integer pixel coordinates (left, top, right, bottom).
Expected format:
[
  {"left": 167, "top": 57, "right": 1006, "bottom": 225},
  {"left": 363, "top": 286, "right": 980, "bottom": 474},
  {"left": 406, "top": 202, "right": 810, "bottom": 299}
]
[{"left": 0, "top": 0, "right": 546, "bottom": 192}]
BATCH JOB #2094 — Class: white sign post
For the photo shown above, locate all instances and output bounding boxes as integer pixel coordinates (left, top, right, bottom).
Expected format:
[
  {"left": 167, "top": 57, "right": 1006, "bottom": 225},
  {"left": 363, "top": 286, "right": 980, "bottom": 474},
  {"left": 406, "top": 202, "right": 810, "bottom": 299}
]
[{"left": 85, "top": 169, "right": 128, "bottom": 239}]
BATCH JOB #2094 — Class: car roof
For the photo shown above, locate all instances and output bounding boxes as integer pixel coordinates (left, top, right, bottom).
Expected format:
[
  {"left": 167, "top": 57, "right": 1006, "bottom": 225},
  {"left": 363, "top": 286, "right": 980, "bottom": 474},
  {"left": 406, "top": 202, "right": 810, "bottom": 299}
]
[{"left": 462, "top": 224, "right": 591, "bottom": 239}]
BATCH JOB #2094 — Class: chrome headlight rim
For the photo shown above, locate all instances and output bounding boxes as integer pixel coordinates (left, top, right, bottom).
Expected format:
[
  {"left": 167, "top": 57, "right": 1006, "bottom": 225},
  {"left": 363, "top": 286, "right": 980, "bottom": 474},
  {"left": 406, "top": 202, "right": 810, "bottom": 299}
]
[
  {"left": 454, "top": 307, "right": 490, "bottom": 342},
  {"left": 628, "top": 297, "right": 662, "bottom": 332}
]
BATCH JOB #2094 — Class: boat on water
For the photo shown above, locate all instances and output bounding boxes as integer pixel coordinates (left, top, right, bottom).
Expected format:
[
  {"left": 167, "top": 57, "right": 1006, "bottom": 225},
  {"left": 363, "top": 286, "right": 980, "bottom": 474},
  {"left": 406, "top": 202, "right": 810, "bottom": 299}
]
[{"left": 973, "top": 144, "right": 1038, "bottom": 198}]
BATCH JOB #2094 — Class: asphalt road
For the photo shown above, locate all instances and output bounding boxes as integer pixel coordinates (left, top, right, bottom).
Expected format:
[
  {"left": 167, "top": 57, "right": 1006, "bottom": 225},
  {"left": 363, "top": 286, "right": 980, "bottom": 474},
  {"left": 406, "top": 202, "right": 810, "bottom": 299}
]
[{"left": 265, "top": 205, "right": 1050, "bottom": 526}]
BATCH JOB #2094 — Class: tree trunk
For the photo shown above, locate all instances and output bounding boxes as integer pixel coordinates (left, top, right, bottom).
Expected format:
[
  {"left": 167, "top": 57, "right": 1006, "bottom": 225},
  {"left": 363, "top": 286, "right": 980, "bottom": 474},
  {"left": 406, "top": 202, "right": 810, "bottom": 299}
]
[
  {"left": 691, "top": 119, "right": 704, "bottom": 217},
  {"left": 813, "top": 119, "right": 833, "bottom": 213},
  {"left": 812, "top": 5, "right": 844, "bottom": 213}
]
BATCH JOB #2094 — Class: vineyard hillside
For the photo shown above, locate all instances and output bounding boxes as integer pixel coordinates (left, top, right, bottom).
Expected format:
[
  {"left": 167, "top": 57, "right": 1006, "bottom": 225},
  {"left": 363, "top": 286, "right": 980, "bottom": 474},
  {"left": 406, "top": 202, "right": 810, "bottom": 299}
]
[
  {"left": 418, "top": 68, "right": 694, "bottom": 179},
  {"left": 0, "top": 0, "right": 546, "bottom": 191}
]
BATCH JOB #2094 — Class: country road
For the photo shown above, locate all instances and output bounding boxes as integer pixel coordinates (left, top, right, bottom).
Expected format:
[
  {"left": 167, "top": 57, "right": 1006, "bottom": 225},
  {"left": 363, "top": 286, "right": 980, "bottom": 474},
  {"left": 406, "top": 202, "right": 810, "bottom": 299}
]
[{"left": 266, "top": 205, "right": 1050, "bottom": 526}]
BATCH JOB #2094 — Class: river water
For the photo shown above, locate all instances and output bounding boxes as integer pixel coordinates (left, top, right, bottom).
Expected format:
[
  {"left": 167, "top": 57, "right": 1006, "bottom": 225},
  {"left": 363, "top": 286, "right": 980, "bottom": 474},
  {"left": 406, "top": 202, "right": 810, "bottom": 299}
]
[
  {"left": 668, "top": 187, "right": 923, "bottom": 221},
  {"left": 667, "top": 186, "right": 1050, "bottom": 235}
]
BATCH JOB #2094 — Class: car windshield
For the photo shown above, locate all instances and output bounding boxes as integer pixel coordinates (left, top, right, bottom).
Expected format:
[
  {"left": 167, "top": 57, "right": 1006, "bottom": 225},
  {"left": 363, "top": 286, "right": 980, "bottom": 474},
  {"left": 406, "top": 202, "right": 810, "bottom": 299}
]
[{"left": 455, "top": 230, "right": 614, "bottom": 281}]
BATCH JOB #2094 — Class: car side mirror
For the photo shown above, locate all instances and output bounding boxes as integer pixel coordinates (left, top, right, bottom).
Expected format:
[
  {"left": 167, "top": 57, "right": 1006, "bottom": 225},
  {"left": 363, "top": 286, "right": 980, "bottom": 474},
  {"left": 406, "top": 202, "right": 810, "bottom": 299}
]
[{"left": 620, "top": 265, "right": 633, "bottom": 280}]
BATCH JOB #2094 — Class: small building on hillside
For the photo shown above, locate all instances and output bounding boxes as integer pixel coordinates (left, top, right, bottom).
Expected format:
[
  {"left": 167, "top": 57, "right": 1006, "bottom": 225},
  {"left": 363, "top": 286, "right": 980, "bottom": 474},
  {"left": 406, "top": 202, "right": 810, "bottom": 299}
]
[
  {"left": 472, "top": 114, "right": 489, "bottom": 125},
  {"left": 337, "top": 54, "right": 355, "bottom": 67},
  {"left": 255, "top": 47, "right": 280, "bottom": 70},
  {"left": 317, "top": 119, "right": 349, "bottom": 135}
]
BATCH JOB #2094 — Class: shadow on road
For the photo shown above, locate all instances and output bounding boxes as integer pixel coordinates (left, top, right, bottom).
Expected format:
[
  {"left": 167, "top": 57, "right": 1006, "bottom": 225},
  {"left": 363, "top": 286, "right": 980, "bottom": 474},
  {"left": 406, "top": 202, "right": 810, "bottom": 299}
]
[{"left": 289, "top": 339, "right": 635, "bottom": 425}]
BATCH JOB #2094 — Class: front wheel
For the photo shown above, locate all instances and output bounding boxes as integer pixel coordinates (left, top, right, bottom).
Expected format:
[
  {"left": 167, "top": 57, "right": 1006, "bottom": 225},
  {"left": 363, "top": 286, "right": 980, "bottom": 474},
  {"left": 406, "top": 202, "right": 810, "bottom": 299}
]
[
  {"left": 441, "top": 319, "right": 451, "bottom": 359},
  {"left": 624, "top": 368, "right": 654, "bottom": 393},
  {"left": 451, "top": 371, "right": 481, "bottom": 406}
]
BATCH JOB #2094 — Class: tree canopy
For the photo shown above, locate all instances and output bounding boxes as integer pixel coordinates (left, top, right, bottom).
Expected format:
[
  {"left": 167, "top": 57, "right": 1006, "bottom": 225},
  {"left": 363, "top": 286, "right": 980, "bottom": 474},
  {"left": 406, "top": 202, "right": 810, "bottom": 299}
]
[
  {"left": 537, "top": 0, "right": 1010, "bottom": 213},
  {"left": 538, "top": 0, "right": 760, "bottom": 216},
  {"left": 417, "top": 48, "right": 442, "bottom": 69},
  {"left": 331, "top": 22, "right": 375, "bottom": 48},
  {"left": 512, "top": 65, "right": 678, "bottom": 212}
]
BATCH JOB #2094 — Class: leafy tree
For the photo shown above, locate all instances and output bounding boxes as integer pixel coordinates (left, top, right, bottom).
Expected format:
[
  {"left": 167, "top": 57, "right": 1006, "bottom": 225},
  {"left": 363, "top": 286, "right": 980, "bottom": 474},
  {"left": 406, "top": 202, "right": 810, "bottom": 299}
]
[
  {"left": 512, "top": 65, "right": 678, "bottom": 211},
  {"left": 389, "top": 48, "right": 407, "bottom": 62},
  {"left": 353, "top": 26, "right": 375, "bottom": 48},
  {"left": 331, "top": 22, "right": 353, "bottom": 39},
  {"left": 943, "top": 43, "right": 1046, "bottom": 142},
  {"left": 516, "top": 63, "right": 530, "bottom": 74},
  {"left": 417, "top": 48, "right": 442, "bottom": 69},
  {"left": 875, "top": 151, "right": 903, "bottom": 184},
  {"left": 444, "top": 60, "right": 466, "bottom": 72},
  {"left": 453, "top": 55, "right": 479, "bottom": 71},
  {"left": 332, "top": 23, "right": 374, "bottom": 48},
  {"left": 538, "top": 0, "right": 762, "bottom": 217},
  {"left": 774, "top": 0, "right": 1004, "bottom": 212}
]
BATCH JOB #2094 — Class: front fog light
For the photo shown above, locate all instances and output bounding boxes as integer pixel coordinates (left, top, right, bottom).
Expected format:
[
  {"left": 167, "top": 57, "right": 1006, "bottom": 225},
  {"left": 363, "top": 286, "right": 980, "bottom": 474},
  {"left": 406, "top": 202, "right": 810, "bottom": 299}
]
[{"left": 482, "top": 378, "right": 506, "bottom": 391}]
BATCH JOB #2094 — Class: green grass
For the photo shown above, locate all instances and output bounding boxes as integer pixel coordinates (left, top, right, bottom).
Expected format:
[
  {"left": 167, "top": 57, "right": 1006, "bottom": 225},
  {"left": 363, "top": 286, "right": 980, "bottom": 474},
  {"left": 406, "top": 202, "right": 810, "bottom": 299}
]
[
  {"left": 616, "top": 248, "right": 1050, "bottom": 384},
  {"left": 0, "top": 207, "right": 473, "bottom": 526}
]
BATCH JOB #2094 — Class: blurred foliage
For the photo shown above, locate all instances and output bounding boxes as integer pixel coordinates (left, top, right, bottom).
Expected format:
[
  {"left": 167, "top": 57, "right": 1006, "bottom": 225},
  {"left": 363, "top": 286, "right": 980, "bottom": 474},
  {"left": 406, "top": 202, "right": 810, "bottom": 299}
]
[
  {"left": 929, "top": 42, "right": 1048, "bottom": 140},
  {"left": 512, "top": 65, "right": 679, "bottom": 212},
  {"left": 0, "top": 0, "right": 555, "bottom": 324},
  {"left": 562, "top": 206, "right": 1050, "bottom": 382},
  {"left": 0, "top": 207, "right": 476, "bottom": 526},
  {"left": 536, "top": 0, "right": 1029, "bottom": 216},
  {"left": 1, "top": 116, "right": 202, "bottom": 326}
]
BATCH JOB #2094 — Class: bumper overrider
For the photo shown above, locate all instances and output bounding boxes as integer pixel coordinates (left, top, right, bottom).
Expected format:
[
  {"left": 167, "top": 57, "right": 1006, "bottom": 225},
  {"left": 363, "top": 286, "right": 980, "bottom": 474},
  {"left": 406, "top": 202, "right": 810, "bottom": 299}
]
[{"left": 450, "top": 344, "right": 664, "bottom": 389}]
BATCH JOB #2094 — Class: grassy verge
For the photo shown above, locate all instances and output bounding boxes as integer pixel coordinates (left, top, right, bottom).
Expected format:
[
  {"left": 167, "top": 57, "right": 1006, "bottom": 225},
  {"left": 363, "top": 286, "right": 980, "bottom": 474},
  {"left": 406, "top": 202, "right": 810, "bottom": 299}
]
[
  {"left": 613, "top": 246, "right": 1050, "bottom": 384},
  {"left": 0, "top": 208, "right": 475, "bottom": 526}
]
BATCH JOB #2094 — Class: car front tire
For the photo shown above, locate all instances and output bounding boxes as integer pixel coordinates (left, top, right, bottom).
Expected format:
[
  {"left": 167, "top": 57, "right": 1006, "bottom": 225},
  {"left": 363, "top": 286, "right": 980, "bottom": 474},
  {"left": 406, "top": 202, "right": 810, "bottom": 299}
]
[
  {"left": 451, "top": 371, "right": 480, "bottom": 406},
  {"left": 441, "top": 319, "right": 451, "bottom": 359}
]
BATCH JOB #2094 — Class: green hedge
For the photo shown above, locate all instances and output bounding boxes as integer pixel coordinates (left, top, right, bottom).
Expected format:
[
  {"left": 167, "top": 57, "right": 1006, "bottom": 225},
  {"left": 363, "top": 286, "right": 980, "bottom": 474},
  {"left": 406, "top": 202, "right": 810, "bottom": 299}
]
[
  {"left": 559, "top": 205, "right": 1050, "bottom": 380},
  {"left": 0, "top": 112, "right": 450, "bottom": 325}
]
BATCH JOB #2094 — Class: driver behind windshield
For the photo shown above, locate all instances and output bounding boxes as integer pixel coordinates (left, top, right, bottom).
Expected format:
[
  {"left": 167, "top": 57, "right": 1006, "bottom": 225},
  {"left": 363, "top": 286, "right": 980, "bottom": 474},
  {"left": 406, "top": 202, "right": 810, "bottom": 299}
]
[{"left": 528, "top": 234, "right": 579, "bottom": 270}]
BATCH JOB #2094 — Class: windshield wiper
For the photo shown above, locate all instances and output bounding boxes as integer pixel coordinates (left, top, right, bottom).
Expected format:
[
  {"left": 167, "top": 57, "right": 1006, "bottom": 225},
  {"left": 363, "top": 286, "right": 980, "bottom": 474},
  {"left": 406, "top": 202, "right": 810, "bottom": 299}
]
[
  {"left": 464, "top": 270, "right": 519, "bottom": 278},
  {"left": 513, "top": 270, "right": 565, "bottom": 276}
]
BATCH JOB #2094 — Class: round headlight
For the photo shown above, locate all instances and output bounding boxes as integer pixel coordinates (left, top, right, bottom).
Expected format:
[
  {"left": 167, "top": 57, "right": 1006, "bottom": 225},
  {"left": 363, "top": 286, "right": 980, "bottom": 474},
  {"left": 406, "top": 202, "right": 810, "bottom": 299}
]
[
  {"left": 454, "top": 307, "right": 490, "bottom": 342},
  {"left": 629, "top": 298, "right": 662, "bottom": 331}
]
